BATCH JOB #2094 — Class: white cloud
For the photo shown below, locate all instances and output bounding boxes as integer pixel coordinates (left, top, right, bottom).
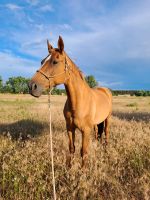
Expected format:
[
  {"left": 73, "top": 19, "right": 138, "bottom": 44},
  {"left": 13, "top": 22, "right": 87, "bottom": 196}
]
[
  {"left": 57, "top": 24, "right": 72, "bottom": 31},
  {"left": 10, "top": 23, "right": 72, "bottom": 58},
  {"left": 98, "top": 81, "right": 123, "bottom": 88},
  {"left": 40, "top": 4, "right": 54, "bottom": 12},
  {"left": 2, "top": 0, "right": 150, "bottom": 88},
  {"left": 0, "top": 51, "right": 38, "bottom": 80},
  {"left": 8, "top": 0, "right": 150, "bottom": 67},
  {"left": 5, "top": 3, "right": 23, "bottom": 11},
  {"left": 61, "top": 0, "right": 150, "bottom": 63}
]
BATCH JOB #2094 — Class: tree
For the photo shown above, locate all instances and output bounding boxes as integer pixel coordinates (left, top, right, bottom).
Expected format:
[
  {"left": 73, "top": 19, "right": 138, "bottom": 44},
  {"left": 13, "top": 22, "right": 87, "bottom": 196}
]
[
  {"left": 0, "top": 76, "right": 3, "bottom": 92},
  {"left": 85, "top": 75, "right": 98, "bottom": 88},
  {"left": 4, "top": 76, "right": 30, "bottom": 94}
]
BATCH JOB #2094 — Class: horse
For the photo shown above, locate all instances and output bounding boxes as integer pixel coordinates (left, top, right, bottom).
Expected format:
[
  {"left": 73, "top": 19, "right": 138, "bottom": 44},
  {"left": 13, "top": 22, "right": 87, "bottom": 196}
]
[{"left": 29, "top": 36, "right": 112, "bottom": 167}]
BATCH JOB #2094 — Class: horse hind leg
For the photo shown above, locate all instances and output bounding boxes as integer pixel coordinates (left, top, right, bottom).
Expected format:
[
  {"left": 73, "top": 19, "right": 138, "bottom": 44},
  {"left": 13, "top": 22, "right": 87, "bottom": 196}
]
[
  {"left": 97, "top": 122, "right": 104, "bottom": 143},
  {"left": 104, "top": 115, "right": 111, "bottom": 145},
  {"left": 94, "top": 125, "right": 98, "bottom": 140}
]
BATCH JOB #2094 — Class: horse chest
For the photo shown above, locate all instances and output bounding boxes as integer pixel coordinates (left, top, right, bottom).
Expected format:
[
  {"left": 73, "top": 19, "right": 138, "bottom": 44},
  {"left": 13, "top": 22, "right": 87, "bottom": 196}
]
[{"left": 72, "top": 114, "right": 92, "bottom": 131}]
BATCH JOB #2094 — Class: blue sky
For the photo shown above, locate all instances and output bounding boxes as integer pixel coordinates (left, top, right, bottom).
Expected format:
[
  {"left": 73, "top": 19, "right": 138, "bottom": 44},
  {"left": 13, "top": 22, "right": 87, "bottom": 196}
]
[{"left": 0, "top": 0, "right": 150, "bottom": 89}]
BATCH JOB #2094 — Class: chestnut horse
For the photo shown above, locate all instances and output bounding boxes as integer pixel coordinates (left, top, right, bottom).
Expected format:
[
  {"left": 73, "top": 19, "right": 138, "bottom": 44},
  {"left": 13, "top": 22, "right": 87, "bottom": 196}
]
[{"left": 29, "top": 36, "right": 112, "bottom": 167}]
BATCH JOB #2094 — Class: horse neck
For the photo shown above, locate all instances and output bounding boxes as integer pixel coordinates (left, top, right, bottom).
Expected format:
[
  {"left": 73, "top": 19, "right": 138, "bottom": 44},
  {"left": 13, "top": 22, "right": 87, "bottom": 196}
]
[{"left": 64, "top": 54, "right": 90, "bottom": 111}]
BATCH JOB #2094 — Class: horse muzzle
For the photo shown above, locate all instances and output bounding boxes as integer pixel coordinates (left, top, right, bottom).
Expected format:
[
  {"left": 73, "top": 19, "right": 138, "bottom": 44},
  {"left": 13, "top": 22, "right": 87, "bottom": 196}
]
[{"left": 28, "top": 81, "right": 43, "bottom": 97}]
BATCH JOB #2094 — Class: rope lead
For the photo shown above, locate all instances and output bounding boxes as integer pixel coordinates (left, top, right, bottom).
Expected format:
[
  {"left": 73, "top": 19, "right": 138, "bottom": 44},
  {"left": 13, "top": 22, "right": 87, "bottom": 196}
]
[{"left": 48, "top": 88, "right": 56, "bottom": 200}]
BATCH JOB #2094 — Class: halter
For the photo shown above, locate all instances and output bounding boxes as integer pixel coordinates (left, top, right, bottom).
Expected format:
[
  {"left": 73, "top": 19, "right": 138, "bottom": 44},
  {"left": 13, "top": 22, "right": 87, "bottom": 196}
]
[{"left": 36, "top": 57, "right": 70, "bottom": 88}]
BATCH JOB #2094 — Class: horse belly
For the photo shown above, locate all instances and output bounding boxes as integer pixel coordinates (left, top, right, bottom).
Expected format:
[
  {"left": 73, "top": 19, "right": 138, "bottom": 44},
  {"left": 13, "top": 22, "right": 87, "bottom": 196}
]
[
  {"left": 94, "top": 106, "right": 110, "bottom": 124},
  {"left": 93, "top": 94, "right": 111, "bottom": 124}
]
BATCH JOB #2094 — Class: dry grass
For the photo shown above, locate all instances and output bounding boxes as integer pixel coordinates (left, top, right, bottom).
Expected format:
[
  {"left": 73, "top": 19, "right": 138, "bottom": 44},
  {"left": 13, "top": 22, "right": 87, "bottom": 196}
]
[{"left": 0, "top": 94, "right": 150, "bottom": 200}]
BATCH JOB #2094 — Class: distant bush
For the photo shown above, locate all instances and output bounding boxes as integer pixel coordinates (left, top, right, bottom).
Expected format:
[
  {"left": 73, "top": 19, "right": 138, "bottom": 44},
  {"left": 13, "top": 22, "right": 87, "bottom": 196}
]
[
  {"left": 126, "top": 102, "right": 138, "bottom": 107},
  {"left": 135, "top": 90, "right": 150, "bottom": 96},
  {"left": 112, "top": 90, "right": 150, "bottom": 96},
  {"left": 51, "top": 88, "right": 66, "bottom": 95}
]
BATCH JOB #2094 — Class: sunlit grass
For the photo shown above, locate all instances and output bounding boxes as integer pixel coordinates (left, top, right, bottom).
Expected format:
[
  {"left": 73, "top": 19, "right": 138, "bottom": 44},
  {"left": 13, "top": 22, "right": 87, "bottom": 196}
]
[{"left": 0, "top": 94, "right": 150, "bottom": 199}]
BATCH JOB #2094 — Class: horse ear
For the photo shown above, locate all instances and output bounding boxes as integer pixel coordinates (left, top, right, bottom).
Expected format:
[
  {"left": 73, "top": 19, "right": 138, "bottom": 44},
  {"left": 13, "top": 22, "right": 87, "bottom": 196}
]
[
  {"left": 47, "top": 39, "right": 53, "bottom": 54},
  {"left": 58, "top": 36, "right": 64, "bottom": 53}
]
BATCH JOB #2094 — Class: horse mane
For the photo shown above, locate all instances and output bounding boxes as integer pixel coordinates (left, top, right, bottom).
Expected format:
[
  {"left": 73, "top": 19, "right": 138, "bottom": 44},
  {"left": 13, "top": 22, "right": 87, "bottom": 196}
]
[
  {"left": 73, "top": 65, "right": 85, "bottom": 80},
  {"left": 66, "top": 53, "right": 85, "bottom": 80}
]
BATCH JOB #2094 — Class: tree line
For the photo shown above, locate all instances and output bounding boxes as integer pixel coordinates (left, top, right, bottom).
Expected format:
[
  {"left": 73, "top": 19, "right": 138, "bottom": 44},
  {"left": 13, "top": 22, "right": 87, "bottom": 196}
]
[
  {"left": 112, "top": 90, "right": 150, "bottom": 96},
  {"left": 0, "top": 75, "right": 150, "bottom": 96},
  {"left": 0, "top": 75, "right": 98, "bottom": 95},
  {"left": 0, "top": 76, "right": 30, "bottom": 94}
]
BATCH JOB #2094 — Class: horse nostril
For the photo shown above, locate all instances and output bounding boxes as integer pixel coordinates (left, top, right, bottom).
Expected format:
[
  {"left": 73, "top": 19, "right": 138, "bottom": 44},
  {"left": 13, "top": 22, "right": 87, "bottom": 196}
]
[
  {"left": 34, "top": 84, "right": 37, "bottom": 90},
  {"left": 31, "top": 83, "right": 37, "bottom": 91}
]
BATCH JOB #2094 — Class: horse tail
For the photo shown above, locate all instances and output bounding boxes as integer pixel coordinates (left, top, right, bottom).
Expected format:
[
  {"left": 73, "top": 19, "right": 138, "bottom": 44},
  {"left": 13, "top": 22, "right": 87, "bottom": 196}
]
[{"left": 97, "top": 121, "right": 104, "bottom": 139}]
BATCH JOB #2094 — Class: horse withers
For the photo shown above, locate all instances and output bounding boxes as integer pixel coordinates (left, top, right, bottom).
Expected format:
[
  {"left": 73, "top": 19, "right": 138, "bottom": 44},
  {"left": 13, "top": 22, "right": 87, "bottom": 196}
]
[{"left": 29, "top": 36, "right": 112, "bottom": 167}]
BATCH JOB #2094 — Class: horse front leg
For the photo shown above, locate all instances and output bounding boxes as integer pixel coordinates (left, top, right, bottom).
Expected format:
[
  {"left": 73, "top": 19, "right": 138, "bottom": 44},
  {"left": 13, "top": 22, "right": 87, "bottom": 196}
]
[
  {"left": 81, "top": 128, "right": 91, "bottom": 168},
  {"left": 66, "top": 126, "right": 76, "bottom": 167},
  {"left": 68, "top": 128, "right": 75, "bottom": 154}
]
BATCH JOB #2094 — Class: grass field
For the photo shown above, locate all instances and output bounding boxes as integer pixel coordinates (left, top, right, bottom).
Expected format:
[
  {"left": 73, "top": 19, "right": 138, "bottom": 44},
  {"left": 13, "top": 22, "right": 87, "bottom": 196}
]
[{"left": 0, "top": 94, "right": 150, "bottom": 200}]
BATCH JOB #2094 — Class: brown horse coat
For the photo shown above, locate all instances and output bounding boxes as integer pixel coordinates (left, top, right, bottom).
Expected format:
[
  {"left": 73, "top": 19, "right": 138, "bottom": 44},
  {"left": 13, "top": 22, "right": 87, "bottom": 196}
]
[{"left": 29, "top": 36, "right": 112, "bottom": 167}]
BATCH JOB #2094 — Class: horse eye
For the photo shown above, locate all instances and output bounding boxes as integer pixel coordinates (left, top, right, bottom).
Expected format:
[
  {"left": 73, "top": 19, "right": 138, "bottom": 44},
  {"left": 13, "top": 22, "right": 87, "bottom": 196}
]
[{"left": 53, "top": 60, "right": 58, "bottom": 65}]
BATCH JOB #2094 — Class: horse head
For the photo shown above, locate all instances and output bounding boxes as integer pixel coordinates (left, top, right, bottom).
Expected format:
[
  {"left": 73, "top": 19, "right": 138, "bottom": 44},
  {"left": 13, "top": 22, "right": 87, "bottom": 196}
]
[{"left": 29, "top": 36, "right": 68, "bottom": 97}]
